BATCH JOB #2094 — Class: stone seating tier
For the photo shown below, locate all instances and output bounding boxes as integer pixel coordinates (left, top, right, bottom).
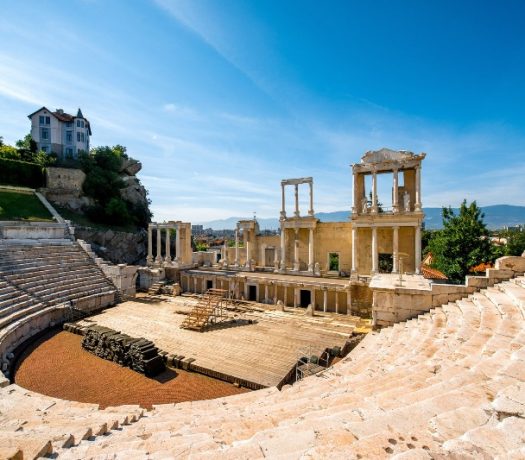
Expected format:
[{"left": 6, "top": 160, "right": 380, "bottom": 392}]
[
  {"left": 0, "top": 242, "right": 117, "bottom": 383},
  {"left": 0, "top": 272, "right": 520, "bottom": 458}
]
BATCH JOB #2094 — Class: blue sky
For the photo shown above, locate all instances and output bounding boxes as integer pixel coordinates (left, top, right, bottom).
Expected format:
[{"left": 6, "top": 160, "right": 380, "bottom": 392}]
[{"left": 1, "top": 0, "right": 524, "bottom": 223}]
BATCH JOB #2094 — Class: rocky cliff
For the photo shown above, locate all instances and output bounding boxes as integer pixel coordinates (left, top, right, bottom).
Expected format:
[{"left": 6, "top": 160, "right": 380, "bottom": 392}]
[
  {"left": 75, "top": 226, "right": 147, "bottom": 265},
  {"left": 41, "top": 158, "right": 149, "bottom": 215}
]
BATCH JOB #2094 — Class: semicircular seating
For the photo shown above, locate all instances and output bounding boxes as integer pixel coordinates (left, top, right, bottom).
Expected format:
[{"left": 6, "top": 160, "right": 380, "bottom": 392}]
[{"left": 0, "top": 247, "right": 524, "bottom": 458}]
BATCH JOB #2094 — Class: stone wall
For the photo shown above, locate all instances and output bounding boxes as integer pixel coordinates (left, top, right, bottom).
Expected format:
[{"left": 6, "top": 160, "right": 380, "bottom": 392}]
[
  {"left": 75, "top": 227, "right": 147, "bottom": 265},
  {"left": 45, "top": 167, "right": 85, "bottom": 191},
  {"left": 371, "top": 255, "right": 525, "bottom": 327},
  {"left": 0, "top": 222, "right": 68, "bottom": 239}
]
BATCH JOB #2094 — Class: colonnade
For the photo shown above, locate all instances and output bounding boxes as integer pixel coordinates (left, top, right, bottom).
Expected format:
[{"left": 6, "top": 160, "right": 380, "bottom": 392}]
[
  {"left": 180, "top": 272, "right": 354, "bottom": 314},
  {"left": 352, "top": 165, "right": 422, "bottom": 215},
  {"left": 280, "top": 177, "right": 314, "bottom": 218},
  {"left": 146, "top": 221, "right": 191, "bottom": 267}
]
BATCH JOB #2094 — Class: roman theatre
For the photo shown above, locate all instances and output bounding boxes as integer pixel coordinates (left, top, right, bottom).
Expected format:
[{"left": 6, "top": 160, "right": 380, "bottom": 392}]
[{"left": 0, "top": 148, "right": 524, "bottom": 459}]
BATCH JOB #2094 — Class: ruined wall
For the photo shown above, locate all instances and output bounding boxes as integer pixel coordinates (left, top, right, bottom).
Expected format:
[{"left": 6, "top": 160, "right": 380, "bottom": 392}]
[
  {"left": 315, "top": 222, "right": 352, "bottom": 274},
  {"left": 256, "top": 235, "right": 280, "bottom": 267},
  {"left": 46, "top": 167, "right": 85, "bottom": 191}
]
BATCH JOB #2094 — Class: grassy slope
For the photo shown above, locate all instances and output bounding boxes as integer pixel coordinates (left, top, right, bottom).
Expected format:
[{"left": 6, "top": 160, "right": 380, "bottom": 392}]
[
  {"left": 55, "top": 206, "right": 137, "bottom": 232},
  {"left": 0, "top": 190, "right": 54, "bottom": 221}
]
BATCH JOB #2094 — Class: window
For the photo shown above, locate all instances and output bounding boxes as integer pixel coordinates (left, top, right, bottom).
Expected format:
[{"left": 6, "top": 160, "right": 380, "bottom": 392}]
[
  {"left": 41, "top": 146, "right": 48, "bottom": 153},
  {"left": 81, "top": 132, "right": 85, "bottom": 142},
  {"left": 328, "top": 252, "right": 340, "bottom": 272},
  {"left": 66, "top": 131, "right": 72, "bottom": 143},
  {"left": 80, "top": 120, "right": 84, "bottom": 128},
  {"left": 39, "top": 116, "right": 44, "bottom": 124},
  {"left": 66, "top": 147, "right": 73, "bottom": 154},
  {"left": 76, "top": 120, "right": 81, "bottom": 127},
  {"left": 66, "top": 122, "right": 72, "bottom": 128},
  {"left": 45, "top": 116, "right": 50, "bottom": 124},
  {"left": 77, "top": 132, "right": 80, "bottom": 142},
  {"left": 41, "top": 128, "right": 49, "bottom": 140}
]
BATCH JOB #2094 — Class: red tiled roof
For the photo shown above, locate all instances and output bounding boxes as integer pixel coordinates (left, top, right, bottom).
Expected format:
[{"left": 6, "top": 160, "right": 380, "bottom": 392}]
[
  {"left": 469, "top": 262, "right": 493, "bottom": 273},
  {"left": 421, "top": 264, "right": 448, "bottom": 280}
]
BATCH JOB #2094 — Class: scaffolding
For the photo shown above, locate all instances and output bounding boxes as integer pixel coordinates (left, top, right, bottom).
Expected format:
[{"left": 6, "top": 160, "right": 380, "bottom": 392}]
[
  {"left": 295, "top": 345, "right": 330, "bottom": 382},
  {"left": 180, "top": 288, "right": 231, "bottom": 331}
]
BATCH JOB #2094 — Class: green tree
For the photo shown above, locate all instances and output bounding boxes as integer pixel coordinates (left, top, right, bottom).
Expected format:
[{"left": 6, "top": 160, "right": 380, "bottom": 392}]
[
  {"left": 79, "top": 145, "right": 151, "bottom": 229},
  {"left": 16, "top": 133, "right": 38, "bottom": 161},
  {"left": 195, "top": 241, "right": 208, "bottom": 252},
  {"left": 507, "top": 230, "right": 525, "bottom": 256},
  {"left": 427, "top": 200, "right": 492, "bottom": 284},
  {"left": 0, "top": 144, "right": 21, "bottom": 160}
]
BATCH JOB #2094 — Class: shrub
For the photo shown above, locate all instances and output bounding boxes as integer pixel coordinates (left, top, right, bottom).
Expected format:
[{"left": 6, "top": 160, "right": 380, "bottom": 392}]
[{"left": 0, "top": 158, "right": 45, "bottom": 188}]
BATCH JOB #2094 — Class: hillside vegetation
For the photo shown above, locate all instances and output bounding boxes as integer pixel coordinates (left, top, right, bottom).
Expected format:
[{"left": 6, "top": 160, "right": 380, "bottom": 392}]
[{"left": 0, "top": 190, "right": 53, "bottom": 222}]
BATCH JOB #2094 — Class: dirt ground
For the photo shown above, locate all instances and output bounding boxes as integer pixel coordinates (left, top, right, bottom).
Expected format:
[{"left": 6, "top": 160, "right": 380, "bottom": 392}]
[{"left": 14, "top": 330, "right": 248, "bottom": 409}]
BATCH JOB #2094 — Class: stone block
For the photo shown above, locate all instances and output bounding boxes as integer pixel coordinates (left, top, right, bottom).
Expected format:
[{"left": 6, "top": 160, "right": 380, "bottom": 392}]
[{"left": 495, "top": 256, "right": 525, "bottom": 273}]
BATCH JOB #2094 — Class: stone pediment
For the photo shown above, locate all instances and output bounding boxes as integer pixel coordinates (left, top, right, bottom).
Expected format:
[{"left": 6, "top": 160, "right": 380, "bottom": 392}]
[{"left": 361, "top": 148, "right": 416, "bottom": 164}]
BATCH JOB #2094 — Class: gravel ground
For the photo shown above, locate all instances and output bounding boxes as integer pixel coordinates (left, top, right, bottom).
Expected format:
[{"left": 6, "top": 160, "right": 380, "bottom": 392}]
[{"left": 14, "top": 330, "right": 248, "bottom": 409}]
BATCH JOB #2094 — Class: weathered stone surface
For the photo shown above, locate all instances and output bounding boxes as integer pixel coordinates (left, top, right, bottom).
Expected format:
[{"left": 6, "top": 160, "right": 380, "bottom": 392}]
[
  {"left": 120, "top": 158, "right": 142, "bottom": 176},
  {"left": 119, "top": 176, "right": 148, "bottom": 209},
  {"left": 75, "top": 227, "right": 147, "bottom": 265}
]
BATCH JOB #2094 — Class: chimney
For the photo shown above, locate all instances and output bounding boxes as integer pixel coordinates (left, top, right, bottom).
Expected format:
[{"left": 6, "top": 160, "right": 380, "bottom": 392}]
[{"left": 56, "top": 108, "right": 64, "bottom": 114}]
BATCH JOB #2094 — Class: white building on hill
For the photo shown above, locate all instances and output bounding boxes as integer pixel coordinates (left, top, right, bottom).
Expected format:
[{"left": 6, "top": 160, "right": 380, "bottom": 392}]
[{"left": 28, "top": 107, "right": 91, "bottom": 159}]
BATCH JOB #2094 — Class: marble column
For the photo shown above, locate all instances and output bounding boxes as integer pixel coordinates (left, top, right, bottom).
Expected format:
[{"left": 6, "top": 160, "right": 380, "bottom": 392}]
[
  {"left": 279, "top": 226, "right": 286, "bottom": 271},
  {"left": 347, "top": 289, "right": 352, "bottom": 315},
  {"left": 335, "top": 291, "right": 339, "bottom": 314},
  {"left": 264, "top": 284, "right": 268, "bottom": 303},
  {"left": 352, "top": 171, "right": 358, "bottom": 214},
  {"left": 371, "top": 226, "right": 378, "bottom": 274},
  {"left": 165, "top": 227, "right": 171, "bottom": 264},
  {"left": 351, "top": 227, "right": 358, "bottom": 275},
  {"left": 294, "top": 184, "right": 300, "bottom": 217},
  {"left": 323, "top": 289, "right": 328, "bottom": 313},
  {"left": 193, "top": 277, "right": 197, "bottom": 293},
  {"left": 293, "top": 229, "right": 300, "bottom": 271},
  {"left": 293, "top": 288, "right": 298, "bottom": 308},
  {"left": 371, "top": 170, "right": 378, "bottom": 214},
  {"left": 284, "top": 285, "right": 288, "bottom": 306},
  {"left": 308, "top": 228, "right": 314, "bottom": 272},
  {"left": 415, "top": 166, "right": 422, "bottom": 212},
  {"left": 245, "top": 236, "right": 251, "bottom": 269},
  {"left": 392, "top": 226, "right": 399, "bottom": 273},
  {"left": 147, "top": 224, "right": 153, "bottom": 265},
  {"left": 308, "top": 181, "right": 314, "bottom": 216},
  {"left": 281, "top": 183, "right": 286, "bottom": 218},
  {"left": 392, "top": 169, "right": 399, "bottom": 213},
  {"left": 155, "top": 224, "right": 162, "bottom": 263},
  {"left": 175, "top": 224, "right": 181, "bottom": 263},
  {"left": 234, "top": 228, "right": 239, "bottom": 267},
  {"left": 311, "top": 289, "right": 316, "bottom": 310},
  {"left": 415, "top": 224, "right": 422, "bottom": 274}
]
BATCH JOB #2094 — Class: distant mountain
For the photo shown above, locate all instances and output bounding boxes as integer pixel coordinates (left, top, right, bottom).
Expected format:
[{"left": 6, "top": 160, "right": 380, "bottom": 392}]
[{"left": 196, "top": 205, "right": 525, "bottom": 230}]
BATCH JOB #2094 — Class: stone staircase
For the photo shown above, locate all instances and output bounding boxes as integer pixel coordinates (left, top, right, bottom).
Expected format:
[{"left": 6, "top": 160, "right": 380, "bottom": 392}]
[{"left": 44, "top": 273, "right": 525, "bottom": 458}]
